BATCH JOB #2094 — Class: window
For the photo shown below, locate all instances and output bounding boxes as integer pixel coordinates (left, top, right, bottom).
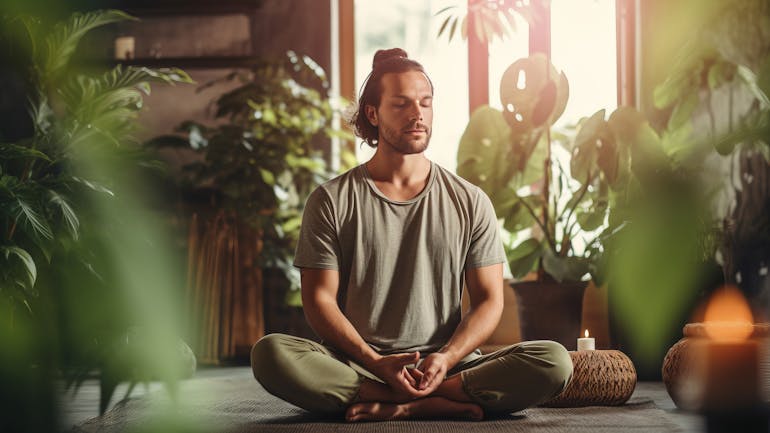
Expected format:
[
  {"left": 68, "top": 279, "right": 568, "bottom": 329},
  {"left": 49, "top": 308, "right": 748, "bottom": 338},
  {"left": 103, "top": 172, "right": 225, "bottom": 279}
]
[
  {"left": 550, "top": 0, "right": 617, "bottom": 127},
  {"left": 351, "top": 0, "right": 618, "bottom": 172},
  {"left": 488, "top": 0, "right": 617, "bottom": 126}
]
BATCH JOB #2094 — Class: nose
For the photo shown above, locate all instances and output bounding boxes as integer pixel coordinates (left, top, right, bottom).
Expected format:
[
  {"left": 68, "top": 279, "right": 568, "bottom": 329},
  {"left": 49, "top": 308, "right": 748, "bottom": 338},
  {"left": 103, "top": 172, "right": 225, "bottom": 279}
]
[{"left": 408, "top": 102, "right": 423, "bottom": 122}]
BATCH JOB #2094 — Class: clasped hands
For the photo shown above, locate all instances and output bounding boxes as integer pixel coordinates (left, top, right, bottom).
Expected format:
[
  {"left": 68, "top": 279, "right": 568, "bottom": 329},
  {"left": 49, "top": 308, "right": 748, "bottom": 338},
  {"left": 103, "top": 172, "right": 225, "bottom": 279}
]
[{"left": 367, "top": 351, "right": 451, "bottom": 399}]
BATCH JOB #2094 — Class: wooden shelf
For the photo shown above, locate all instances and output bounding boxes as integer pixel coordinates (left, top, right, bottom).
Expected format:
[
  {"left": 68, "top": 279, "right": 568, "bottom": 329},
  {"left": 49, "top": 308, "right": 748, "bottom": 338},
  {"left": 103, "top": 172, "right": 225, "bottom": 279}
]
[
  {"left": 111, "top": 56, "right": 262, "bottom": 69},
  {"left": 119, "top": 0, "right": 264, "bottom": 16}
]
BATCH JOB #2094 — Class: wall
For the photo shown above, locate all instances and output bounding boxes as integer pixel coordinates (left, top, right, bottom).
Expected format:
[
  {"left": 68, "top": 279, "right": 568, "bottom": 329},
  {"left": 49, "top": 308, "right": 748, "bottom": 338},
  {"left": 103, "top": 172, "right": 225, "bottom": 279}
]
[{"left": 124, "top": 0, "right": 332, "bottom": 141}]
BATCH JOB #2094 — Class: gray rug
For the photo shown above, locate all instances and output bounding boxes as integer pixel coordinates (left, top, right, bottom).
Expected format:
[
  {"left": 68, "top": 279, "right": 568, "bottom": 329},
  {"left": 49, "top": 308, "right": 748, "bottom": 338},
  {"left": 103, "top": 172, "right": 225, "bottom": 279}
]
[{"left": 72, "top": 372, "right": 698, "bottom": 433}]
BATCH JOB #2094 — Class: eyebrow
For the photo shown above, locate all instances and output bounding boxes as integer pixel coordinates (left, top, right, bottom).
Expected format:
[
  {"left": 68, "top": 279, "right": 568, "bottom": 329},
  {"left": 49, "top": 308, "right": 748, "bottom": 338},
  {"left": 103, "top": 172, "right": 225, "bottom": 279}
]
[{"left": 390, "top": 95, "right": 433, "bottom": 100}]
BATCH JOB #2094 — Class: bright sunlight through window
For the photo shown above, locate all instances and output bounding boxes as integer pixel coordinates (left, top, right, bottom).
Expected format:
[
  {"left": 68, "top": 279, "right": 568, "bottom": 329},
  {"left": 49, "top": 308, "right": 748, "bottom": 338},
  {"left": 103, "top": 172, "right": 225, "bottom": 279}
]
[{"left": 354, "top": 0, "right": 617, "bottom": 173}]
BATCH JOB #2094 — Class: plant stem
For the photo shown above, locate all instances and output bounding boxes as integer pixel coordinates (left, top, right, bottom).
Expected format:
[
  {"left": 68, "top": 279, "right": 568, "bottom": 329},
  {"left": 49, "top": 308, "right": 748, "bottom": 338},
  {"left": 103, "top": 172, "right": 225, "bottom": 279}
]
[
  {"left": 518, "top": 194, "right": 555, "bottom": 247},
  {"left": 560, "top": 171, "right": 593, "bottom": 255},
  {"left": 7, "top": 220, "right": 18, "bottom": 241}
]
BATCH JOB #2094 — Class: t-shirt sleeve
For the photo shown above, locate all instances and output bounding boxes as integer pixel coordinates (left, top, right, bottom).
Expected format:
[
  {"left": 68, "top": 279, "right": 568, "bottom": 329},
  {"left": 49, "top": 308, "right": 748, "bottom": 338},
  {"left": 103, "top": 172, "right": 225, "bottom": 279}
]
[
  {"left": 465, "top": 188, "right": 506, "bottom": 269},
  {"left": 293, "top": 187, "right": 340, "bottom": 270}
]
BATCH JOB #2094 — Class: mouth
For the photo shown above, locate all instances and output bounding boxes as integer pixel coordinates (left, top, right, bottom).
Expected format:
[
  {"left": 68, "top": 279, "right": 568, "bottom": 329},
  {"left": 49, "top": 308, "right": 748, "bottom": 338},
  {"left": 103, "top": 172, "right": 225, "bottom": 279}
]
[{"left": 403, "top": 128, "right": 427, "bottom": 135}]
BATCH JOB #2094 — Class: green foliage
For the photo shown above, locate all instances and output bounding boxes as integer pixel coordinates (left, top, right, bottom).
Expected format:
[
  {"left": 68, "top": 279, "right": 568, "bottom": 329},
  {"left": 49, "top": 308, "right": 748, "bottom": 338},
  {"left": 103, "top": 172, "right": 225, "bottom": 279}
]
[
  {"left": 148, "top": 51, "right": 351, "bottom": 293},
  {"left": 458, "top": 54, "right": 640, "bottom": 283},
  {"left": 435, "top": 1, "right": 536, "bottom": 43},
  {"left": 609, "top": 0, "right": 770, "bottom": 366},
  {"left": 653, "top": 1, "right": 770, "bottom": 157},
  {"left": 650, "top": 0, "right": 770, "bottom": 274},
  {"left": 1, "top": 9, "right": 194, "bottom": 427}
]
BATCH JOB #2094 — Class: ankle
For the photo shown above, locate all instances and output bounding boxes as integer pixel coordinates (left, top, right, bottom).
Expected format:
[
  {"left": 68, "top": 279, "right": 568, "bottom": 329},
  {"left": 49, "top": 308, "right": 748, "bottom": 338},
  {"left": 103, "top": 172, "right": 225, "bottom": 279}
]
[{"left": 435, "top": 374, "right": 472, "bottom": 402}]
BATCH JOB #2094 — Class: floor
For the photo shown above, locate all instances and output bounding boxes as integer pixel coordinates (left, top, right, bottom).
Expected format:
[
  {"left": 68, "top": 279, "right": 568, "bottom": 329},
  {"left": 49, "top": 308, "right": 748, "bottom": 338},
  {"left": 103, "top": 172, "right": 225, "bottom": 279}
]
[
  {"left": 59, "top": 366, "right": 705, "bottom": 432},
  {"left": 57, "top": 366, "right": 241, "bottom": 429}
]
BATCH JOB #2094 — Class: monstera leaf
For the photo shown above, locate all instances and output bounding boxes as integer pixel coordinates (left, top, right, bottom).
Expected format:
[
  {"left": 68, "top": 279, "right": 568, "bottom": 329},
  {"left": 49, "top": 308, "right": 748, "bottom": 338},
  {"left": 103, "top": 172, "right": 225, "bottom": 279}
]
[
  {"left": 457, "top": 106, "right": 516, "bottom": 205},
  {"left": 499, "top": 54, "right": 569, "bottom": 133},
  {"left": 457, "top": 105, "right": 546, "bottom": 216},
  {"left": 608, "top": 107, "right": 670, "bottom": 184}
]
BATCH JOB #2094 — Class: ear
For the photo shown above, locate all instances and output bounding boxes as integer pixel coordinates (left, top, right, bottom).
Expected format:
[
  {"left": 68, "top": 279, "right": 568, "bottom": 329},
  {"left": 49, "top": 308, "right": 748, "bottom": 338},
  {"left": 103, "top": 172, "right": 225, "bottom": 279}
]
[{"left": 365, "top": 105, "right": 379, "bottom": 127}]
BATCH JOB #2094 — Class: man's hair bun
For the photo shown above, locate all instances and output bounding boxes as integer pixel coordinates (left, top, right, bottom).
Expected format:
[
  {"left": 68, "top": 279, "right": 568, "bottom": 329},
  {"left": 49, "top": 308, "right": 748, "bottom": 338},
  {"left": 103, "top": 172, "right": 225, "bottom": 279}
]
[{"left": 372, "top": 48, "right": 409, "bottom": 69}]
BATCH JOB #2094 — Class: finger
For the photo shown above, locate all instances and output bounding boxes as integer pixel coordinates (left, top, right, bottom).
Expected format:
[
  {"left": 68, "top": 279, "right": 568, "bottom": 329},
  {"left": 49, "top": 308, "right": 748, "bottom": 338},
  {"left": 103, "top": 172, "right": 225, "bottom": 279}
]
[
  {"left": 419, "top": 367, "right": 441, "bottom": 390},
  {"left": 419, "top": 375, "right": 431, "bottom": 390},
  {"left": 419, "top": 370, "right": 433, "bottom": 390},
  {"left": 407, "top": 368, "right": 424, "bottom": 381},
  {"left": 396, "top": 351, "right": 420, "bottom": 365},
  {"left": 394, "top": 377, "right": 421, "bottom": 397},
  {"left": 403, "top": 367, "right": 417, "bottom": 387}
]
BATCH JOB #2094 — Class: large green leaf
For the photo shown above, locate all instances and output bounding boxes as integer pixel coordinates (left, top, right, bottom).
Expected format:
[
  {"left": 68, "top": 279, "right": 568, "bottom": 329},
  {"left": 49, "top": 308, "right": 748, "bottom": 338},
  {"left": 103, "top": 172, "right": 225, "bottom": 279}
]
[
  {"left": 16, "top": 198, "right": 53, "bottom": 240},
  {"left": 499, "top": 54, "right": 569, "bottom": 132},
  {"left": 737, "top": 64, "right": 770, "bottom": 109},
  {"left": 542, "top": 248, "right": 589, "bottom": 283},
  {"left": 457, "top": 106, "right": 514, "bottom": 199},
  {"left": 652, "top": 42, "right": 710, "bottom": 110},
  {"left": 757, "top": 56, "right": 770, "bottom": 103},
  {"left": 576, "top": 184, "right": 609, "bottom": 232},
  {"left": 501, "top": 194, "right": 543, "bottom": 233},
  {"left": 570, "top": 109, "right": 606, "bottom": 184},
  {"left": 667, "top": 91, "right": 699, "bottom": 131},
  {"left": 63, "top": 66, "right": 193, "bottom": 113},
  {"left": 49, "top": 191, "right": 79, "bottom": 240},
  {"left": 506, "top": 238, "right": 542, "bottom": 279},
  {"left": 712, "top": 111, "right": 770, "bottom": 155},
  {"left": 608, "top": 107, "right": 670, "bottom": 182},
  {"left": 43, "top": 10, "right": 135, "bottom": 77},
  {"left": 2, "top": 246, "right": 36, "bottom": 288},
  {"left": 0, "top": 143, "right": 51, "bottom": 162},
  {"left": 71, "top": 177, "right": 115, "bottom": 196}
]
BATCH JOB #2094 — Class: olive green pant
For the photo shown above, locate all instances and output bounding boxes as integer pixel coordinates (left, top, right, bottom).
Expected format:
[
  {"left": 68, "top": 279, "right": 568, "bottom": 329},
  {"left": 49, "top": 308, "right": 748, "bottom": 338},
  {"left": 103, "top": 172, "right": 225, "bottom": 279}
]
[{"left": 251, "top": 333, "right": 573, "bottom": 416}]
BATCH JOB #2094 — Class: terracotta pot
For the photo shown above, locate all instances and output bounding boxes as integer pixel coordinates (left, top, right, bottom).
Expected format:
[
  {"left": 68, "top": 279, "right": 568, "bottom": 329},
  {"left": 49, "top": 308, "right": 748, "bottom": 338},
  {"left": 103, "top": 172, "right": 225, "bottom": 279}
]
[
  {"left": 662, "top": 322, "right": 770, "bottom": 409},
  {"left": 511, "top": 280, "right": 588, "bottom": 350}
]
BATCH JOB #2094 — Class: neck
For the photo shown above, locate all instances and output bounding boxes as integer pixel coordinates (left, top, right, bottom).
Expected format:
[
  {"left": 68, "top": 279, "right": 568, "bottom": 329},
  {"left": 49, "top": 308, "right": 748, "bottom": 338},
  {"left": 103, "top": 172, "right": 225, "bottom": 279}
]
[{"left": 366, "top": 146, "right": 430, "bottom": 185}]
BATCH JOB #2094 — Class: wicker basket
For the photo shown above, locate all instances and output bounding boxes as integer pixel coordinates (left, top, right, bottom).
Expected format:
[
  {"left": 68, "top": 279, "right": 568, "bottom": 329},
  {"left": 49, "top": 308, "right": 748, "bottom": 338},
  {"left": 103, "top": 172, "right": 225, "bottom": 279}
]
[
  {"left": 662, "top": 322, "right": 770, "bottom": 408},
  {"left": 541, "top": 350, "right": 637, "bottom": 407}
]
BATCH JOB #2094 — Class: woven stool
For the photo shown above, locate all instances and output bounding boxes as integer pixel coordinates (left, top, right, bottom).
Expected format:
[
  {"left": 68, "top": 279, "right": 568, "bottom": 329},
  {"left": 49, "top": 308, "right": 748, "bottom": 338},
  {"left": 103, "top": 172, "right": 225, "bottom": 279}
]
[{"left": 541, "top": 350, "right": 637, "bottom": 407}]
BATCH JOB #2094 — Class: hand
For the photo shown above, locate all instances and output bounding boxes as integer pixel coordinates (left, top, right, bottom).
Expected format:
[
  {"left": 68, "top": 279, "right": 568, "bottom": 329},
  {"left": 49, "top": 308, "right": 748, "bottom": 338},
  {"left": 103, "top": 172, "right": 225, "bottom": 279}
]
[
  {"left": 366, "top": 352, "right": 422, "bottom": 398},
  {"left": 416, "top": 352, "right": 451, "bottom": 394}
]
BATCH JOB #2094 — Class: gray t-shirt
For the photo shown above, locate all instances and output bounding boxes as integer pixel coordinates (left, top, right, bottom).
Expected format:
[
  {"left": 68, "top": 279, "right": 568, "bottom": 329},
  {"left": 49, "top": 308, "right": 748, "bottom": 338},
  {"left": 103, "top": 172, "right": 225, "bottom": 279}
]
[{"left": 294, "top": 161, "right": 505, "bottom": 355}]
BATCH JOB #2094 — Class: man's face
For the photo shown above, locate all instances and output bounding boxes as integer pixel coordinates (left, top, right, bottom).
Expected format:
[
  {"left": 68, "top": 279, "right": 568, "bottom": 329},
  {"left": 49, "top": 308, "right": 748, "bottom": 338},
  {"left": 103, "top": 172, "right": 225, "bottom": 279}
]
[{"left": 366, "top": 70, "right": 433, "bottom": 154}]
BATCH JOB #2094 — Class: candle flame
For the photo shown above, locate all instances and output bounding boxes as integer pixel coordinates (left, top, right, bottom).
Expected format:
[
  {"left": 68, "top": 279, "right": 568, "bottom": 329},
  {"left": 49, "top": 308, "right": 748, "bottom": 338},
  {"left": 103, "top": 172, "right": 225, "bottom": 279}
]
[
  {"left": 584, "top": 329, "right": 589, "bottom": 338},
  {"left": 703, "top": 285, "right": 754, "bottom": 342}
]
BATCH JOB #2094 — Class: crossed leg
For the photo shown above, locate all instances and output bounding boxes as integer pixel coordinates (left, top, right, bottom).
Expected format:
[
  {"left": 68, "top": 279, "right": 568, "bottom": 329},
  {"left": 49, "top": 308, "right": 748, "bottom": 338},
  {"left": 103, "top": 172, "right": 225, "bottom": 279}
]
[
  {"left": 345, "top": 374, "right": 483, "bottom": 422},
  {"left": 252, "top": 335, "right": 571, "bottom": 422}
]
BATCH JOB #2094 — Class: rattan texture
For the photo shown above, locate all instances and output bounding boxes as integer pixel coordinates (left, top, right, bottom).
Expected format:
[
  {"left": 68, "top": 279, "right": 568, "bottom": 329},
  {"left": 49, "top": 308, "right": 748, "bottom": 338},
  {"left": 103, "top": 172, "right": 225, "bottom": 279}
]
[
  {"left": 542, "top": 350, "right": 637, "bottom": 407},
  {"left": 661, "top": 338, "right": 696, "bottom": 408},
  {"left": 662, "top": 322, "right": 770, "bottom": 408}
]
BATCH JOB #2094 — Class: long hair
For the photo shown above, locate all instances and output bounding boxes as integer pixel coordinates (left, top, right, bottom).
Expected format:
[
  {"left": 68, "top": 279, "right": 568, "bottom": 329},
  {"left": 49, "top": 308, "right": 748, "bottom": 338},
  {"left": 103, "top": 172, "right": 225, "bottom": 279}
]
[{"left": 349, "top": 48, "right": 433, "bottom": 148}]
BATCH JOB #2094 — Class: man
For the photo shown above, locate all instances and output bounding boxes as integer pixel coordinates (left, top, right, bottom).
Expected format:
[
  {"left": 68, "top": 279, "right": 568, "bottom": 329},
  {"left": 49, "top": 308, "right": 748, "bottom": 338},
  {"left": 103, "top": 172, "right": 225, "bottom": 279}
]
[{"left": 251, "top": 48, "right": 572, "bottom": 422}]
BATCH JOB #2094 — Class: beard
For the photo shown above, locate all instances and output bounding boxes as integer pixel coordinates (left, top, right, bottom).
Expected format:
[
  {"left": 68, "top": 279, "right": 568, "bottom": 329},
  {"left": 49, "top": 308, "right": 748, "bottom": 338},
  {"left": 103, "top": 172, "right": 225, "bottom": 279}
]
[{"left": 378, "top": 122, "right": 432, "bottom": 155}]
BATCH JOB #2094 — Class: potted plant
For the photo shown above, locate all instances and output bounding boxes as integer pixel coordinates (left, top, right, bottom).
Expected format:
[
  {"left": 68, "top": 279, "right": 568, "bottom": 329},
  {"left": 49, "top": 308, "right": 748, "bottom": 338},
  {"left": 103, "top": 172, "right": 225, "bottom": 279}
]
[
  {"left": 1, "top": 9, "right": 195, "bottom": 425},
  {"left": 456, "top": 54, "right": 636, "bottom": 349},
  {"left": 650, "top": 0, "right": 770, "bottom": 317},
  {"left": 148, "top": 52, "right": 353, "bottom": 360}
]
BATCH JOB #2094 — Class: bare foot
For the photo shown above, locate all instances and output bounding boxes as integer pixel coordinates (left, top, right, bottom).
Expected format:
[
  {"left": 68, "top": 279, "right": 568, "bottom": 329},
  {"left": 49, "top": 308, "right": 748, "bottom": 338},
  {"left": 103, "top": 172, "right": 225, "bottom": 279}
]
[{"left": 346, "top": 397, "right": 483, "bottom": 422}]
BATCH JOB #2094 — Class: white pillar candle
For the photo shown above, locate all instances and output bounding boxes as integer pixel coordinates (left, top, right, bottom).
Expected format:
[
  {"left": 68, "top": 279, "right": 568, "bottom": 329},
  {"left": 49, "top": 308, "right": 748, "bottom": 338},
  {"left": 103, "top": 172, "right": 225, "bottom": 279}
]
[
  {"left": 114, "top": 36, "right": 135, "bottom": 60},
  {"left": 578, "top": 329, "right": 595, "bottom": 351}
]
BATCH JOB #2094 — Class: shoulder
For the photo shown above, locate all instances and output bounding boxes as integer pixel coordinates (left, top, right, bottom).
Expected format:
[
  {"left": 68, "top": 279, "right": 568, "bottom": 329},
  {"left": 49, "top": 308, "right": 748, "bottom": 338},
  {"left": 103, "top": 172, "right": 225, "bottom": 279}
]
[
  {"left": 432, "top": 162, "right": 487, "bottom": 204},
  {"left": 317, "top": 164, "right": 362, "bottom": 193},
  {"left": 307, "top": 165, "right": 364, "bottom": 205}
]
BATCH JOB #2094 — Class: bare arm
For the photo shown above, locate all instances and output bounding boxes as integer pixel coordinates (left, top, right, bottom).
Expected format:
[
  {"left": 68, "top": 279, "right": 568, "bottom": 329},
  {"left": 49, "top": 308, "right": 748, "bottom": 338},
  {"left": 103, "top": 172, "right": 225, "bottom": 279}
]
[
  {"left": 300, "top": 267, "right": 422, "bottom": 396},
  {"left": 416, "top": 263, "right": 504, "bottom": 391},
  {"left": 300, "top": 267, "right": 381, "bottom": 365}
]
